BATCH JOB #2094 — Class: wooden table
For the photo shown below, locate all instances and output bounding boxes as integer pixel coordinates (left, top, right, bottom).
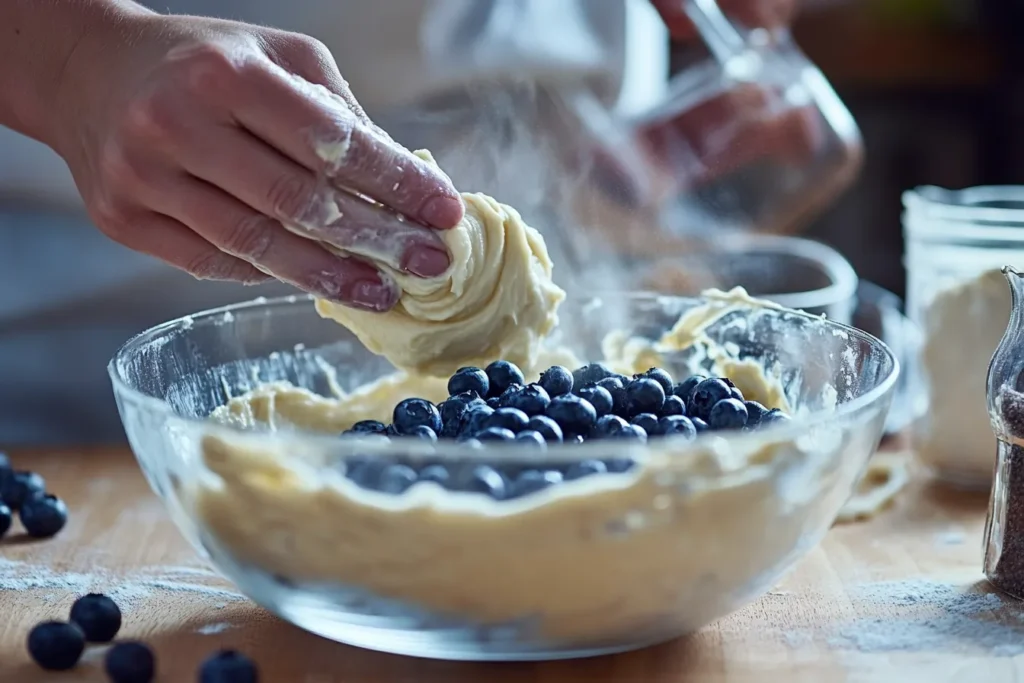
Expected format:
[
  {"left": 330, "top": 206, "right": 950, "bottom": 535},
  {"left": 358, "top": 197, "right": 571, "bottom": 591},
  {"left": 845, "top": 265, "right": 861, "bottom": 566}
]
[{"left": 1, "top": 447, "right": 1019, "bottom": 682}]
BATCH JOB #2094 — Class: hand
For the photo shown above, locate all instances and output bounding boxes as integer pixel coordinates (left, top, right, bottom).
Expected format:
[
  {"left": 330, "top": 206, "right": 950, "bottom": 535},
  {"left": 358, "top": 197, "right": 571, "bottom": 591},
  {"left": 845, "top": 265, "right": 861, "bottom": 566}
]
[
  {"left": 51, "top": 9, "right": 463, "bottom": 312},
  {"left": 650, "top": 0, "right": 797, "bottom": 39}
]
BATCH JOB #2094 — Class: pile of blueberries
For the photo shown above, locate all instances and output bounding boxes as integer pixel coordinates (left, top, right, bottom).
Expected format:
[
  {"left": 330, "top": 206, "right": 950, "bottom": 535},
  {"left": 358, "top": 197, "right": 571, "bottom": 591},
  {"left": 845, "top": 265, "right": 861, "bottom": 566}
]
[
  {"left": 0, "top": 452, "right": 68, "bottom": 540},
  {"left": 27, "top": 593, "right": 258, "bottom": 682},
  {"left": 339, "top": 361, "right": 789, "bottom": 500}
]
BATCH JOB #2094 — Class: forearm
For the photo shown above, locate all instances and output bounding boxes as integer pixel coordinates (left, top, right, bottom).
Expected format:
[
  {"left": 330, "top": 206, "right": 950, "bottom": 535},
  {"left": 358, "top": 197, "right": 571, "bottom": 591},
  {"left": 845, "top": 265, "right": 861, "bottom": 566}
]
[{"left": 0, "top": 0, "right": 151, "bottom": 145}]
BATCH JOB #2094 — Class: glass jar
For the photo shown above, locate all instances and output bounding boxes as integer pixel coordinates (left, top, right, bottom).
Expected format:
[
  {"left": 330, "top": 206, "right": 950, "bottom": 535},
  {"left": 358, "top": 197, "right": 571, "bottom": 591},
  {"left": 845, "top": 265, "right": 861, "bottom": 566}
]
[{"left": 904, "top": 186, "right": 1024, "bottom": 489}]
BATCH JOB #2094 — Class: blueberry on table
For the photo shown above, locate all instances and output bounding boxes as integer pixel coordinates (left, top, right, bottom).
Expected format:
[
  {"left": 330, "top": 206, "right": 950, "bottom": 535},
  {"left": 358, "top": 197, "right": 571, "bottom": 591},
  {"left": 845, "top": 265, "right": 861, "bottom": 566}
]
[
  {"left": 409, "top": 425, "right": 438, "bottom": 442},
  {"left": 476, "top": 427, "right": 516, "bottom": 442},
  {"left": 597, "top": 377, "right": 628, "bottom": 416},
  {"left": 624, "top": 378, "right": 665, "bottom": 417},
  {"left": 418, "top": 464, "right": 451, "bottom": 485},
  {"left": 576, "top": 384, "right": 613, "bottom": 417},
  {"left": 20, "top": 494, "right": 68, "bottom": 538},
  {"left": 611, "top": 423, "right": 648, "bottom": 442},
  {"left": 691, "top": 417, "right": 710, "bottom": 433},
  {"left": 105, "top": 641, "right": 156, "bottom": 683},
  {"left": 660, "top": 395, "right": 686, "bottom": 417},
  {"left": 345, "top": 420, "right": 387, "bottom": 436},
  {"left": 592, "top": 414, "right": 628, "bottom": 438},
  {"left": 69, "top": 593, "right": 122, "bottom": 642},
  {"left": 545, "top": 395, "right": 598, "bottom": 437},
  {"left": 510, "top": 469, "right": 563, "bottom": 497},
  {"left": 527, "top": 415, "right": 563, "bottom": 443},
  {"left": 659, "top": 415, "right": 697, "bottom": 440},
  {"left": 484, "top": 407, "right": 530, "bottom": 434},
  {"left": 672, "top": 375, "right": 705, "bottom": 404},
  {"left": 514, "top": 430, "right": 547, "bottom": 448},
  {"left": 572, "top": 363, "right": 614, "bottom": 388},
  {"left": 639, "top": 367, "right": 674, "bottom": 395},
  {"left": 198, "top": 649, "right": 259, "bottom": 683},
  {"left": 27, "top": 621, "right": 84, "bottom": 671},
  {"left": 708, "top": 398, "right": 749, "bottom": 430},
  {"left": 392, "top": 398, "right": 442, "bottom": 435},
  {"left": 2, "top": 470, "right": 46, "bottom": 511},
  {"left": 564, "top": 459, "right": 608, "bottom": 480},
  {"left": 744, "top": 401, "right": 769, "bottom": 428},
  {"left": 506, "top": 384, "right": 551, "bottom": 416},
  {"left": 0, "top": 502, "right": 11, "bottom": 538},
  {"left": 495, "top": 383, "right": 525, "bottom": 408},
  {"left": 538, "top": 365, "right": 573, "bottom": 397},
  {"left": 439, "top": 392, "right": 482, "bottom": 437},
  {"left": 689, "top": 378, "right": 731, "bottom": 421},
  {"left": 448, "top": 366, "right": 489, "bottom": 397},
  {"left": 485, "top": 360, "right": 525, "bottom": 398},
  {"left": 378, "top": 465, "right": 418, "bottom": 494},
  {"left": 631, "top": 412, "right": 660, "bottom": 436}
]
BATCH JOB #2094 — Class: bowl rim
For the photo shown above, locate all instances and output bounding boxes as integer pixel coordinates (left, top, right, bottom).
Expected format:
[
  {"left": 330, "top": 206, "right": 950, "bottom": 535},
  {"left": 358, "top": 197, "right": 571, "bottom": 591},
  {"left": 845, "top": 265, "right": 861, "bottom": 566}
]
[{"left": 107, "top": 291, "right": 900, "bottom": 460}]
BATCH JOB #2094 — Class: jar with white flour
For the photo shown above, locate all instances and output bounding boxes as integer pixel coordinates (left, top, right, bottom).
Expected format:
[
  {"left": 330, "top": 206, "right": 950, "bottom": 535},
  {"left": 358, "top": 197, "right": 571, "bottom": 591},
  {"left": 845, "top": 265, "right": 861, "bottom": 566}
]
[{"left": 904, "top": 186, "right": 1024, "bottom": 488}]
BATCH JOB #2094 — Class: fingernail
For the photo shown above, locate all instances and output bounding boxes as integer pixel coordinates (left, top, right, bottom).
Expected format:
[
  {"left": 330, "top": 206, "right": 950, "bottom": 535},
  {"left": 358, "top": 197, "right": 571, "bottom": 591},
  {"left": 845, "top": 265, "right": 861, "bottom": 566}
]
[
  {"left": 404, "top": 245, "right": 451, "bottom": 278},
  {"left": 420, "top": 195, "right": 464, "bottom": 229},
  {"left": 348, "top": 276, "right": 399, "bottom": 312}
]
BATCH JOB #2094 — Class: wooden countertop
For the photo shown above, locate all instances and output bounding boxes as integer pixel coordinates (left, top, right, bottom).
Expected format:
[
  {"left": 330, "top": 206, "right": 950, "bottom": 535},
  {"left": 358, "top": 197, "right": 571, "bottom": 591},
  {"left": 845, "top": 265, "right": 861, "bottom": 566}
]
[{"left": 0, "top": 447, "right": 1019, "bottom": 682}]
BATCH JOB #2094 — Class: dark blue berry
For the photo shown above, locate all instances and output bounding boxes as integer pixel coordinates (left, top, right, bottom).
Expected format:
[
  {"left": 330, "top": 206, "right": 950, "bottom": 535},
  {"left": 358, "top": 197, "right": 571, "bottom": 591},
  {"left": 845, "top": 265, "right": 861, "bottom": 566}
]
[
  {"left": 105, "top": 641, "right": 155, "bottom": 683},
  {"left": 605, "top": 458, "right": 635, "bottom": 473},
  {"left": 20, "top": 494, "right": 67, "bottom": 538},
  {"left": 0, "top": 503, "right": 10, "bottom": 537},
  {"left": 538, "top": 365, "right": 573, "bottom": 397},
  {"left": 347, "top": 460, "right": 385, "bottom": 489},
  {"left": 458, "top": 465, "right": 508, "bottom": 499},
  {"left": 460, "top": 405, "right": 494, "bottom": 436},
  {"left": 564, "top": 459, "right": 608, "bottom": 480},
  {"left": 505, "top": 384, "right": 551, "bottom": 415},
  {"left": 708, "top": 398, "right": 748, "bottom": 430},
  {"left": 409, "top": 425, "right": 438, "bottom": 442},
  {"left": 198, "top": 649, "right": 258, "bottom": 683},
  {"left": 378, "top": 465, "right": 418, "bottom": 494},
  {"left": 660, "top": 395, "right": 686, "bottom": 417},
  {"left": 439, "top": 391, "right": 483, "bottom": 437},
  {"left": 568, "top": 434, "right": 585, "bottom": 445},
  {"left": 576, "top": 384, "right": 613, "bottom": 416},
  {"left": 510, "top": 470, "right": 563, "bottom": 497},
  {"left": 484, "top": 407, "right": 529, "bottom": 433},
  {"left": 27, "top": 621, "right": 85, "bottom": 671},
  {"left": 730, "top": 386, "right": 745, "bottom": 402},
  {"left": 514, "top": 430, "right": 547, "bottom": 448},
  {"left": 659, "top": 415, "right": 697, "bottom": 440},
  {"left": 2, "top": 470, "right": 45, "bottom": 511},
  {"left": 527, "top": 415, "right": 563, "bottom": 443},
  {"left": 631, "top": 413, "right": 660, "bottom": 436},
  {"left": 461, "top": 438, "right": 484, "bottom": 449},
  {"left": 597, "top": 377, "right": 628, "bottom": 416},
  {"left": 392, "top": 398, "right": 442, "bottom": 435},
  {"left": 495, "top": 383, "right": 525, "bottom": 407},
  {"left": 545, "top": 395, "right": 598, "bottom": 436},
  {"left": 448, "top": 366, "right": 489, "bottom": 397},
  {"left": 69, "top": 594, "right": 121, "bottom": 643},
  {"left": 572, "top": 363, "right": 614, "bottom": 388},
  {"left": 485, "top": 361, "right": 525, "bottom": 398},
  {"left": 611, "top": 424, "right": 647, "bottom": 442},
  {"left": 624, "top": 378, "right": 665, "bottom": 417},
  {"left": 744, "top": 401, "right": 769, "bottom": 428},
  {"left": 672, "top": 375, "right": 705, "bottom": 404},
  {"left": 763, "top": 409, "right": 791, "bottom": 426},
  {"left": 689, "top": 378, "right": 731, "bottom": 421},
  {"left": 418, "top": 464, "right": 451, "bottom": 485},
  {"left": 691, "top": 417, "right": 709, "bottom": 433},
  {"left": 477, "top": 427, "right": 516, "bottom": 442},
  {"left": 592, "top": 414, "right": 628, "bottom": 438},
  {"left": 346, "top": 420, "right": 387, "bottom": 436},
  {"left": 639, "top": 367, "right": 673, "bottom": 394},
  {"left": 486, "top": 397, "right": 501, "bottom": 409}
]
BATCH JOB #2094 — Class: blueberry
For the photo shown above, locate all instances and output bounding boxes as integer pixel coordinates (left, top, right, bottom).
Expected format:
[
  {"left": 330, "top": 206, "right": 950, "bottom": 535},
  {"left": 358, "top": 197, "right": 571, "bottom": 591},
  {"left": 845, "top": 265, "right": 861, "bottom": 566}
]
[
  {"left": 763, "top": 409, "right": 792, "bottom": 426},
  {"left": 564, "top": 459, "right": 608, "bottom": 480},
  {"left": 408, "top": 425, "right": 438, "bottom": 442},
  {"left": 660, "top": 395, "right": 686, "bottom": 417},
  {"left": 597, "top": 377, "right": 629, "bottom": 416},
  {"left": 27, "top": 621, "right": 84, "bottom": 671},
  {"left": 461, "top": 438, "right": 484, "bottom": 449},
  {"left": 484, "top": 407, "right": 529, "bottom": 433},
  {"left": 105, "top": 641, "right": 155, "bottom": 683},
  {"left": 659, "top": 415, "right": 697, "bottom": 440},
  {"left": 440, "top": 391, "right": 483, "bottom": 437},
  {"left": 510, "top": 469, "right": 563, "bottom": 497},
  {"left": 378, "top": 465, "right": 418, "bottom": 494},
  {"left": 689, "top": 378, "right": 731, "bottom": 421},
  {"left": 486, "top": 397, "right": 501, "bottom": 409},
  {"left": 631, "top": 412, "right": 660, "bottom": 436},
  {"left": 538, "top": 365, "right": 573, "bottom": 397},
  {"left": 458, "top": 465, "right": 508, "bottom": 499},
  {"left": 592, "top": 414, "right": 629, "bottom": 438},
  {"left": 345, "top": 420, "right": 387, "bottom": 436},
  {"left": 198, "top": 649, "right": 258, "bottom": 683},
  {"left": 2, "top": 470, "right": 45, "bottom": 511},
  {"left": 545, "top": 395, "right": 598, "bottom": 436},
  {"left": 672, "top": 375, "right": 706, "bottom": 404},
  {"left": 611, "top": 424, "right": 647, "bottom": 442},
  {"left": 346, "top": 460, "right": 385, "bottom": 489},
  {"left": 527, "top": 415, "right": 563, "bottom": 443},
  {"left": 691, "top": 417, "right": 709, "bottom": 433},
  {"left": 624, "top": 378, "right": 665, "bottom": 417},
  {"left": 476, "top": 427, "right": 516, "bottom": 442},
  {"left": 514, "top": 430, "right": 547, "bottom": 448},
  {"left": 744, "top": 401, "right": 769, "bottom": 429},
  {"left": 639, "top": 367, "right": 674, "bottom": 395},
  {"left": 20, "top": 494, "right": 67, "bottom": 538},
  {"left": 506, "top": 384, "right": 551, "bottom": 416},
  {"left": 485, "top": 361, "right": 525, "bottom": 398},
  {"left": 572, "top": 363, "right": 614, "bottom": 388},
  {"left": 460, "top": 404, "right": 495, "bottom": 436},
  {"left": 448, "top": 366, "right": 489, "bottom": 397},
  {"left": 605, "top": 458, "right": 635, "bottom": 473},
  {"left": 69, "top": 593, "right": 121, "bottom": 643},
  {"left": 568, "top": 434, "right": 585, "bottom": 445},
  {"left": 495, "top": 383, "right": 525, "bottom": 408},
  {"left": 576, "top": 384, "right": 613, "bottom": 416},
  {"left": 392, "top": 398, "right": 442, "bottom": 435},
  {"left": 418, "top": 464, "right": 451, "bottom": 486},
  {"left": 0, "top": 502, "right": 10, "bottom": 538},
  {"left": 730, "top": 386, "right": 745, "bottom": 402},
  {"left": 708, "top": 398, "right": 748, "bottom": 430}
]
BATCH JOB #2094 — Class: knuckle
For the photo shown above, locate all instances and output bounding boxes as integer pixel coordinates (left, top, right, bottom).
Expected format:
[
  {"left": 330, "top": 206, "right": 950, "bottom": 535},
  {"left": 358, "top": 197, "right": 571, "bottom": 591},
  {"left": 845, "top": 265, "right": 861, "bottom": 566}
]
[
  {"left": 184, "top": 250, "right": 242, "bottom": 281},
  {"left": 166, "top": 42, "right": 246, "bottom": 96},
  {"left": 96, "top": 138, "right": 147, "bottom": 188},
  {"left": 90, "top": 194, "right": 132, "bottom": 243},
  {"left": 122, "top": 90, "right": 180, "bottom": 142},
  {"left": 266, "top": 174, "right": 318, "bottom": 223},
  {"left": 219, "top": 213, "right": 277, "bottom": 262}
]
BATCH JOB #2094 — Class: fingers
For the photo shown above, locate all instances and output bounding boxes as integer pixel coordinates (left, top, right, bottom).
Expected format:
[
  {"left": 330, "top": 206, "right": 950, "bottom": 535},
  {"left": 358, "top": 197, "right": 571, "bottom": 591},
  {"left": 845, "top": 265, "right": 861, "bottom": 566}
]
[
  {"left": 209, "top": 56, "right": 463, "bottom": 230},
  {"left": 652, "top": 0, "right": 797, "bottom": 40},
  {"left": 173, "top": 122, "right": 451, "bottom": 277},
  {"left": 147, "top": 174, "right": 400, "bottom": 311}
]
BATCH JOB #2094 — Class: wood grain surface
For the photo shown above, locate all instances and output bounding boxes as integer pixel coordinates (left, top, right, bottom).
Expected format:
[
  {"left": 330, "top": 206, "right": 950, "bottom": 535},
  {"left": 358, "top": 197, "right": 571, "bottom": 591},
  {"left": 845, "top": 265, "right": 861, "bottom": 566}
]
[{"left": 0, "top": 447, "right": 1019, "bottom": 682}]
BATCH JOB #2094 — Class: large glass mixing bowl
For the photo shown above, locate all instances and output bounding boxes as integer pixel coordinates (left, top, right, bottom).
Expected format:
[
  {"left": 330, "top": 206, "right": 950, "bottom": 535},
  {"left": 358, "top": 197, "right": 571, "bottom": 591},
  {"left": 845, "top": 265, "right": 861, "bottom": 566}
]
[{"left": 108, "top": 292, "right": 897, "bottom": 661}]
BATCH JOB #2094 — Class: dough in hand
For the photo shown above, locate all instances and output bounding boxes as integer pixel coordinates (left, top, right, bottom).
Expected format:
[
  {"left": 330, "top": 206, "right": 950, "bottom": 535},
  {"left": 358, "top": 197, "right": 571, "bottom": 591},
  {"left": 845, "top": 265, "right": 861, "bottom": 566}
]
[{"left": 315, "top": 150, "right": 566, "bottom": 377}]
